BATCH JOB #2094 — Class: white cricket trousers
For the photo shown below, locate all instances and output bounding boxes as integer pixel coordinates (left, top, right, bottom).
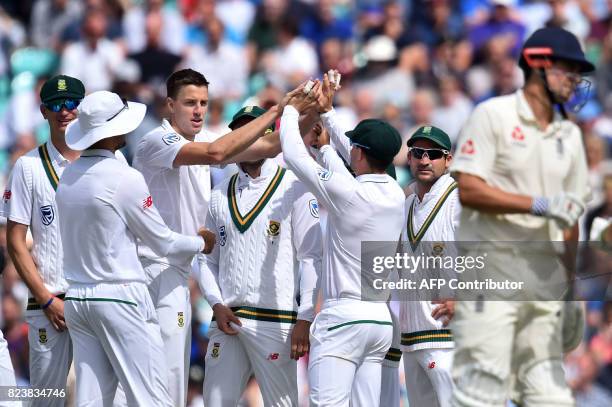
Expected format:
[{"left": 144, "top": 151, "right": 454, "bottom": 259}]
[
  {"left": 309, "top": 299, "right": 393, "bottom": 407},
  {"left": 403, "top": 348, "right": 454, "bottom": 407},
  {"left": 451, "top": 300, "right": 573, "bottom": 407},
  {"left": 142, "top": 260, "right": 192, "bottom": 407},
  {"left": 204, "top": 317, "right": 297, "bottom": 407},
  {"left": 380, "top": 306, "right": 401, "bottom": 407},
  {"left": 64, "top": 282, "right": 172, "bottom": 407},
  {"left": 26, "top": 308, "right": 72, "bottom": 407}
]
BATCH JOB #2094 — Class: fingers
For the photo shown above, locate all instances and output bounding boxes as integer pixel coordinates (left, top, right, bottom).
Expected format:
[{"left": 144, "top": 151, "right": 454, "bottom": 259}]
[
  {"left": 219, "top": 318, "right": 239, "bottom": 335},
  {"left": 290, "top": 337, "right": 309, "bottom": 360},
  {"left": 431, "top": 304, "right": 447, "bottom": 320}
]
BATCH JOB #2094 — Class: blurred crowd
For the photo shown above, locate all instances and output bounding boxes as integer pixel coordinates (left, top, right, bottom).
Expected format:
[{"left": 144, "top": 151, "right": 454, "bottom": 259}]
[{"left": 0, "top": 0, "right": 611, "bottom": 405}]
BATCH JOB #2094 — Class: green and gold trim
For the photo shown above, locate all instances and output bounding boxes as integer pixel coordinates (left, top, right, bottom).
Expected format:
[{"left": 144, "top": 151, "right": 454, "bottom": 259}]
[
  {"left": 213, "top": 306, "right": 297, "bottom": 324},
  {"left": 27, "top": 294, "right": 65, "bottom": 311},
  {"left": 401, "top": 329, "right": 453, "bottom": 347},
  {"left": 327, "top": 319, "right": 393, "bottom": 331},
  {"left": 38, "top": 143, "right": 59, "bottom": 191},
  {"left": 64, "top": 297, "right": 138, "bottom": 307},
  {"left": 384, "top": 347, "right": 402, "bottom": 362},
  {"left": 407, "top": 182, "right": 457, "bottom": 250},
  {"left": 228, "top": 166, "right": 286, "bottom": 233}
]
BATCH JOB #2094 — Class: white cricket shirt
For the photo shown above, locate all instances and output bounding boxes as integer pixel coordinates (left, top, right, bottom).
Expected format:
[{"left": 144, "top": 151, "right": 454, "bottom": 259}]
[
  {"left": 451, "top": 90, "right": 590, "bottom": 243},
  {"left": 280, "top": 106, "right": 405, "bottom": 301},
  {"left": 199, "top": 159, "right": 322, "bottom": 321},
  {"left": 56, "top": 149, "right": 204, "bottom": 284},
  {"left": 1, "top": 141, "right": 70, "bottom": 294},
  {"left": 132, "top": 119, "right": 220, "bottom": 273}
]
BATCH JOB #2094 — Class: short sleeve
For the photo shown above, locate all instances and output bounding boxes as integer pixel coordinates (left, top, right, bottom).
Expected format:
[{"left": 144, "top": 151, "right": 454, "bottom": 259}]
[
  {"left": 450, "top": 103, "right": 497, "bottom": 182},
  {"left": 1, "top": 158, "right": 33, "bottom": 225},
  {"left": 135, "top": 130, "right": 189, "bottom": 170}
]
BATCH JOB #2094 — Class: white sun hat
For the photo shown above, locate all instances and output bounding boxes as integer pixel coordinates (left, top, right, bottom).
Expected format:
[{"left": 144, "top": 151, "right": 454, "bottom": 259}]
[{"left": 66, "top": 90, "right": 146, "bottom": 151}]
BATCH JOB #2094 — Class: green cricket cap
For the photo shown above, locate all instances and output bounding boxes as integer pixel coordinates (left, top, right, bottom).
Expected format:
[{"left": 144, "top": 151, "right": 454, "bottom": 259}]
[
  {"left": 407, "top": 125, "right": 451, "bottom": 150},
  {"left": 345, "top": 119, "right": 402, "bottom": 161},
  {"left": 228, "top": 105, "right": 275, "bottom": 131},
  {"left": 40, "top": 75, "right": 85, "bottom": 104}
]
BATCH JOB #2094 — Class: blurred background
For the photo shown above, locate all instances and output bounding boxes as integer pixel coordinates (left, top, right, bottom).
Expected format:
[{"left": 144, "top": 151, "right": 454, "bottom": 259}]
[{"left": 0, "top": 0, "right": 611, "bottom": 406}]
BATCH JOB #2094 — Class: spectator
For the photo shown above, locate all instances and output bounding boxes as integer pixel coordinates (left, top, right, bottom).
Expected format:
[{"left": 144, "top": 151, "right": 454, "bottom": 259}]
[
  {"left": 123, "top": 0, "right": 186, "bottom": 55},
  {"left": 431, "top": 75, "right": 473, "bottom": 143},
  {"left": 469, "top": 0, "right": 526, "bottom": 60},
  {"left": 394, "top": 87, "right": 437, "bottom": 166},
  {"left": 545, "top": 0, "right": 591, "bottom": 43},
  {"left": 60, "top": 7, "right": 125, "bottom": 92},
  {"left": 299, "top": 0, "right": 353, "bottom": 51},
  {"left": 182, "top": 17, "right": 247, "bottom": 100},
  {"left": 262, "top": 18, "right": 318, "bottom": 90},
  {"left": 29, "top": 0, "right": 82, "bottom": 50},
  {"left": 129, "top": 11, "right": 182, "bottom": 89}
]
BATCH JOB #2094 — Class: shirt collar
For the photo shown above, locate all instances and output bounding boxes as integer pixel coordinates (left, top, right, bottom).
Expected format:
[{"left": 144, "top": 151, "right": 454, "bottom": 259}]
[
  {"left": 516, "top": 89, "right": 565, "bottom": 129},
  {"left": 356, "top": 173, "right": 390, "bottom": 183},
  {"left": 415, "top": 173, "right": 453, "bottom": 204},
  {"left": 46, "top": 140, "right": 70, "bottom": 167},
  {"left": 236, "top": 159, "right": 276, "bottom": 187},
  {"left": 81, "top": 149, "right": 117, "bottom": 159}
]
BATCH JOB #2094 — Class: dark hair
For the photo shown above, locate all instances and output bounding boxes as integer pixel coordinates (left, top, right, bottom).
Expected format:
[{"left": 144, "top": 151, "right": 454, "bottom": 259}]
[
  {"left": 166, "top": 69, "right": 209, "bottom": 99},
  {"left": 363, "top": 151, "right": 392, "bottom": 172}
]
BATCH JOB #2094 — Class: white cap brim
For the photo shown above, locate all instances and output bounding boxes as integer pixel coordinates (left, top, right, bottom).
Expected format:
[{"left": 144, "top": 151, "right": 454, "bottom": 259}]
[{"left": 66, "top": 101, "right": 147, "bottom": 151}]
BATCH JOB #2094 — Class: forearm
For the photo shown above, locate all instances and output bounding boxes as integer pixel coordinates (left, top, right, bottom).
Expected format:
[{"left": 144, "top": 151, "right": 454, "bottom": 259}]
[
  {"left": 223, "top": 130, "right": 281, "bottom": 164},
  {"left": 197, "top": 255, "right": 224, "bottom": 307},
  {"left": 455, "top": 173, "right": 533, "bottom": 214},
  {"left": 320, "top": 109, "right": 350, "bottom": 162},
  {"left": 280, "top": 106, "right": 317, "bottom": 179},
  {"left": 8, "top": 244, "right": 51, "bottom": 303},
  {"left": 209, "top": 111, "right": 277, "bottom": 163},
  {"left": 297, "top": 258, "right": 320, "bottom": 322}
]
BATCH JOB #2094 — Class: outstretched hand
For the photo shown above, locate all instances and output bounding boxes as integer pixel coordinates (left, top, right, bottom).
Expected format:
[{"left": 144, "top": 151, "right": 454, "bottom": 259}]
[
  {"left": 288, "top": 80, "right": 321, "bottom": 114},
  {"left": 315, "top": 70, "right": 340, "bottom": 113}
]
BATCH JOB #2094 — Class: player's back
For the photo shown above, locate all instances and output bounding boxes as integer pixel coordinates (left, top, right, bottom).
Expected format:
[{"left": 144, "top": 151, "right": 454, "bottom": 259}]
[{"left": 323, "top": 173, "right": 405, "bottom": 301}]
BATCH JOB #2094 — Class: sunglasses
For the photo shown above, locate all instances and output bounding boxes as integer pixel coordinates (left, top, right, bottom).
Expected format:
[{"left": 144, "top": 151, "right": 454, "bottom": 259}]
[
  {"left": 43, "top": 99, "right": 81, "bottom": 112},
  {"left": 349, "top": 140, "right": 370, "bottom": 150},
  {"left": 408, "top": 147, "right": 449, "bottom": 160}
]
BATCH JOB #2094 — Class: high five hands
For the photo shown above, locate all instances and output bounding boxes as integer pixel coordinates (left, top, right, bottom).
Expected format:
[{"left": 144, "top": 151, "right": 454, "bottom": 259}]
[{"left": 278, "top": 69, "right": 342, "bottom": 116}]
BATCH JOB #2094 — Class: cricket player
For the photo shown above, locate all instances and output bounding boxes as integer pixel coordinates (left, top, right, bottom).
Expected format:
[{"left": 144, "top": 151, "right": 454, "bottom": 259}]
[
  {"left": 132, "top": 69, "right": 279, "bottom": 406},
  {"left": 280, "top": 78, "right": 405, "bottom": 406},
  {"left": 1, "top": 75, "right": 85, "bottom": 407},
  {"left": 56, "top": 90, "right": 215, "bottom": 406},
  {"left": 199, "top": 105, "right": 322, "bottom": 406},
  {"left": 450, "top": 27, "right": 592, "bottom": 406},
  {"left": 399, "top": 126, "right": 459, "bottom": 407}
]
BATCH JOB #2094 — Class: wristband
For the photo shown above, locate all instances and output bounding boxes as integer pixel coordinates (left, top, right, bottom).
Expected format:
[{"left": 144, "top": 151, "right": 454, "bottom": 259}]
[
  {"left": 530, "top": 196, "right": 548, "bottom": 216},
  {"left": 41, "top": 296, "right": 54, "bottom": 310}
]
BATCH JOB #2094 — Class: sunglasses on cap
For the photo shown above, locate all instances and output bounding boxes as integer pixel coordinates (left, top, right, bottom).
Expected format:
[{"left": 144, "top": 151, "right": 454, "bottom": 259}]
[
  {"left": 43, "top": 99, "right": 81, "bottom": 113},
  {"left": 408, "top": 147, "right": 449, "bottom": 160},
  {"left": 349, "top": 139, "right": 371, "bottom": 150}
]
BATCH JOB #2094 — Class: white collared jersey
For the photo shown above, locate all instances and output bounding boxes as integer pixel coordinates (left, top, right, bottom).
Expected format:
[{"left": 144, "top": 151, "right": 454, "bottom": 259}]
[
  {"left": 280, "top": 106, "right": 405, "bottom": 301},
  {"left": 133, "top": 119, "right": 221, "bottom": 272},
  {"left": 56, "top": 149, "right": 203, "bottom": 284},
  {"left": 198, "top": 160, "right": 322, "bottom": 321},
  {"left": 1, "top": 141, "right": 70, "bottom": 294},
  {"left": 400, "top": 174, "right": 460, "bottom": 351}
]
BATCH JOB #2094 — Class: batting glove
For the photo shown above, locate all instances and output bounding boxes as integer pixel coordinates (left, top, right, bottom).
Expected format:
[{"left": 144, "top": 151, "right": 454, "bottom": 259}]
[{"left": 531, "top": 193, "right": 585, "bottom": 229}]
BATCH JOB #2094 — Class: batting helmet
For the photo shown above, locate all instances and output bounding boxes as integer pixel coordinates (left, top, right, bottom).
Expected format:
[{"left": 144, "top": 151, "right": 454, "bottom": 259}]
[{"left": 519, "top": 27, "right": 594, "bottom": 74}]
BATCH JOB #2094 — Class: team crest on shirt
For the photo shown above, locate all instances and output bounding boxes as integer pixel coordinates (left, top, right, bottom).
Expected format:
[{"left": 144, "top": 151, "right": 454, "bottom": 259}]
[
  {"left": 309, "top": 199, "right": 319, "bottom": 218},
  {"left": 267, "top": 220, "right": 280, "bottom": 237},
  {"left": 177, "top": 312, "right": 185, "bottom": 327},
  {"left": 218, "top": 225, "right": 227, "bottom": 246},
  {"left": 40, "top": 205, "right": 55, "bottom": 225},
  {"left": 38, "top": 328, "right": 47, "bottom": 344},
  {"left": 162, "top": 133, "right": 181, "bottom": 145},
  {"left": 432, "top": 242, "right": 444, "bottom": 257},
  {"left": 211, "top": 342, "right": 220, "bottom": 358},
  {"left": 317, "top": 168, "right": 332, "bottom": 181}
]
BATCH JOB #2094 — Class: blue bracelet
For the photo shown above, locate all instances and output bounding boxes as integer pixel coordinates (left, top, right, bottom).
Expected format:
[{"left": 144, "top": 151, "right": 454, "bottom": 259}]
[{"left": 41, "top": 297, "right": 54, "bottom": 310}]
